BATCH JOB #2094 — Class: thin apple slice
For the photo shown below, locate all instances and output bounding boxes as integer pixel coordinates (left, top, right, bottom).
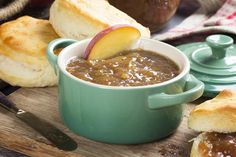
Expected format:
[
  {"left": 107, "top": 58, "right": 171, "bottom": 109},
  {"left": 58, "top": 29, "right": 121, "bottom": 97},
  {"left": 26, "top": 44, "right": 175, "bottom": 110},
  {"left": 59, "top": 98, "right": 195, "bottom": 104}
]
[{"left": 83, "top": 25, "right": 141, "bottom": 60}]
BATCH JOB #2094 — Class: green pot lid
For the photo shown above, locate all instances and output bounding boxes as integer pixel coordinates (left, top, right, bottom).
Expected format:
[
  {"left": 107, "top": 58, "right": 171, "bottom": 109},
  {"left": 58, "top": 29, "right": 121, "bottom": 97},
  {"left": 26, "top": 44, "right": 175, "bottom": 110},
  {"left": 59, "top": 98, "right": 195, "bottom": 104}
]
[{"left": 177, "top": 34, "right": 236, "bottom": 97}]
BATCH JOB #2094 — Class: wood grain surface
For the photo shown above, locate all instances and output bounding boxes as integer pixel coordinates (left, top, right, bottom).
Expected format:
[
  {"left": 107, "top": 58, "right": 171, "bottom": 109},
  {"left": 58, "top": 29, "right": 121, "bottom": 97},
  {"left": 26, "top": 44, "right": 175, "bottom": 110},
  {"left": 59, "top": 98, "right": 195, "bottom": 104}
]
[{"left": 0, "top": 87, "right": 201, "bottom": 157}]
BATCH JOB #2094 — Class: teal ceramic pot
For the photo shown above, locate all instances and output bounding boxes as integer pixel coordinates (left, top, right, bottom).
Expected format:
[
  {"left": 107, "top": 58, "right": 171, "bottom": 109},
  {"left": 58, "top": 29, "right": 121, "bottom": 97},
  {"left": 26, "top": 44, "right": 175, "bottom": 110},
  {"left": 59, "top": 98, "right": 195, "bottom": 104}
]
[
  {"left": 47, "top": 38, "right": 204, "bottom": 144},
  {"left": 177, "top": 35, "right": 236, "bottom": 97}
]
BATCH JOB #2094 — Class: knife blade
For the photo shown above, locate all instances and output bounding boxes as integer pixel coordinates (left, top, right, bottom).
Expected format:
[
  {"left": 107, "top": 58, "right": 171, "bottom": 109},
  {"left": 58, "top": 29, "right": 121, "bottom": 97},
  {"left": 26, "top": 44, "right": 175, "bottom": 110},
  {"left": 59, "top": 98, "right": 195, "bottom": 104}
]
[{"left": 0, "top": 92, "right": 77, "bottom": 151}]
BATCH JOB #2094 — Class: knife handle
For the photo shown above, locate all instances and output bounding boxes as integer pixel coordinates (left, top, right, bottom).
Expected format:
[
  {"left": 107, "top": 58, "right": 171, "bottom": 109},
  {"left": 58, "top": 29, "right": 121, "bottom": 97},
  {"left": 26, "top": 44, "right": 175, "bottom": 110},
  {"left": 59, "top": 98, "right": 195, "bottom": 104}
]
[{"left": 0, "top": 92, "right": 19, "bottom": 113}]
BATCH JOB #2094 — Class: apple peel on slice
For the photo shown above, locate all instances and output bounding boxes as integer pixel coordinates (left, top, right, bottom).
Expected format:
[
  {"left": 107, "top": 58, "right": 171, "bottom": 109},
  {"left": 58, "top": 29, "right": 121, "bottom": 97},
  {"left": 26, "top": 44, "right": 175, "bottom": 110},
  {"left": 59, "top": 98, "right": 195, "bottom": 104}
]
[{"left": 83, "top": 25, "right": 141, "bottom": 60}]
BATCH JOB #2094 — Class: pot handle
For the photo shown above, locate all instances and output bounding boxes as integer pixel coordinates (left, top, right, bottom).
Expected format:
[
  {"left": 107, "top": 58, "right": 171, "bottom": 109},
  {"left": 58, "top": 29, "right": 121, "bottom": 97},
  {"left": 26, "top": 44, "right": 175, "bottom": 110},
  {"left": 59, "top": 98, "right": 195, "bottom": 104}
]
[
  {"left": 148, "top": 75, "right": 204, "bottom": 110},
  {"left": 47, "top": 39, "right": 77, "bottom": 75}
]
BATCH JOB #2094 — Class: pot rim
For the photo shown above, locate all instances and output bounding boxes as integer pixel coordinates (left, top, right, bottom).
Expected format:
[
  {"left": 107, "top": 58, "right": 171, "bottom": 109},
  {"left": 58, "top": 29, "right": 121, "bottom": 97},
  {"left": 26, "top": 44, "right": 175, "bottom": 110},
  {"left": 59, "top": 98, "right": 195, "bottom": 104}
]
[{"left": 57, "top": 38, "right": 190, "bottom": 90}]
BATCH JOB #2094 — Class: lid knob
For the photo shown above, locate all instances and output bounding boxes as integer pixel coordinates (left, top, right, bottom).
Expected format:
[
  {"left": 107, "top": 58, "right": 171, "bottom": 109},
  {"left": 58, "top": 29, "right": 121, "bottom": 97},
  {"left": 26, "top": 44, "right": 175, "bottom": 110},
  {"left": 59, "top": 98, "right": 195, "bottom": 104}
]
[
  {"left": 177, "top": 35, "right": 236, "bottom": 97},
  {"left": 206, "top": 34, "right": 233, "bottom": 59}
]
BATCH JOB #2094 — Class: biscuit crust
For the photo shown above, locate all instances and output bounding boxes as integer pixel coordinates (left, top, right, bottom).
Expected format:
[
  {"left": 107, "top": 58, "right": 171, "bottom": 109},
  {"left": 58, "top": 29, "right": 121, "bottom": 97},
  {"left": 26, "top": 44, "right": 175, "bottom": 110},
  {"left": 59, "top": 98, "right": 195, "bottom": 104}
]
[
  {"left": 188, "top": 90, "right": 236, "bottom": 133},
  {"left": 0, "top": 16, "right": 59, "bottom": 87}
]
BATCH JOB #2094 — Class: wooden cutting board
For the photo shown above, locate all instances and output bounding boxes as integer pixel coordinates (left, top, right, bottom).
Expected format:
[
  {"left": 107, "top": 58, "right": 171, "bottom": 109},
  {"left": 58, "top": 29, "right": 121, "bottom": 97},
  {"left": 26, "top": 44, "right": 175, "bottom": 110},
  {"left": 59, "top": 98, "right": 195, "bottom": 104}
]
[{"left": 0, "top": 87, "right": 205, "bottom": 157}]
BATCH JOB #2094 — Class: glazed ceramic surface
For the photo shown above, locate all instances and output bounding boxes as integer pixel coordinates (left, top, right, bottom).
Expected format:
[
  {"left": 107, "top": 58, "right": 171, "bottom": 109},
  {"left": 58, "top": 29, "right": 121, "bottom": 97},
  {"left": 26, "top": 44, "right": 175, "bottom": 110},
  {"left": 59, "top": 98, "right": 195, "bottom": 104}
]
[
  {"left": 177, "top": 34, "right": 236, "bottom": 97},
  {"left": 47, "top": 38, "right": 204, "bottom": 144},
  {"left": 108, "top": 0, "right": 180, "bottom": 32}
]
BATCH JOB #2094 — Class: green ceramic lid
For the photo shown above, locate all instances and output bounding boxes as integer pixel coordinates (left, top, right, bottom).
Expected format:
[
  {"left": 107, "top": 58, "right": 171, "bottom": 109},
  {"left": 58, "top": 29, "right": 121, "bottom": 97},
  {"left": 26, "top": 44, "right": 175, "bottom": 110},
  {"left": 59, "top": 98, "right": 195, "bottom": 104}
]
[{"left": 177, "top": 34, "right": 236, "bottom": 97}]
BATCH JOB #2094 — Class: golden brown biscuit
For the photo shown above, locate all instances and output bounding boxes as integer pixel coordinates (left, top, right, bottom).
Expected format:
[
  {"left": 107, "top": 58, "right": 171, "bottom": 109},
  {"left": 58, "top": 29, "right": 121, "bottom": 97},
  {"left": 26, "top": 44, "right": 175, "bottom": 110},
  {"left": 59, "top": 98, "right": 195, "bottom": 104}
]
[
  {"left": 0, "top": 16, "right": 59, "bottom": 87},
  {"left": 49, "top": 0, "right": 150, "bottom": 40},
  {"left": 188, "top": 90, "right": 236, "bottom": 133}
]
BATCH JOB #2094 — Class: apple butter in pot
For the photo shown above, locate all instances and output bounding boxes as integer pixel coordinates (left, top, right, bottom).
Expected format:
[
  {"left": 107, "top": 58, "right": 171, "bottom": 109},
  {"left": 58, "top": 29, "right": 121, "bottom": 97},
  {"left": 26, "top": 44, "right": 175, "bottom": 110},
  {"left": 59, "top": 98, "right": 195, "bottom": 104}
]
[{"left": 66, "top": 49, "right": 179, "bottom": 86}]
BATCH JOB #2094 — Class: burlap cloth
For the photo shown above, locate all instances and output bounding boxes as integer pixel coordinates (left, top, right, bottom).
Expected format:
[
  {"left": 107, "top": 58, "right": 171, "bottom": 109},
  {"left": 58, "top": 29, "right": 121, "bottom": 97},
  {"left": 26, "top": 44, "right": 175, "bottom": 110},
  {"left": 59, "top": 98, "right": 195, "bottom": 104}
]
[{"left": 0, "top": 0, "right": 29, "bottom": 20}]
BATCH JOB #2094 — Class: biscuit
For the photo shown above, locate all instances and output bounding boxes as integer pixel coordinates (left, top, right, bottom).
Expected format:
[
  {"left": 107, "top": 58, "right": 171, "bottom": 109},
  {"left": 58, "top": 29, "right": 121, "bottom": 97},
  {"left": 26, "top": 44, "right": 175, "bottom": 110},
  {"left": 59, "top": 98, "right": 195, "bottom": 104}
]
[
  {"left": 188, "top": 90, "right": 236, "bottom": 133},
  {"left": 49, "top": 0, "right": 150, "bottom": 40},
  {"left": 0, "top": 16, "right": 59, "bottom": 87}
]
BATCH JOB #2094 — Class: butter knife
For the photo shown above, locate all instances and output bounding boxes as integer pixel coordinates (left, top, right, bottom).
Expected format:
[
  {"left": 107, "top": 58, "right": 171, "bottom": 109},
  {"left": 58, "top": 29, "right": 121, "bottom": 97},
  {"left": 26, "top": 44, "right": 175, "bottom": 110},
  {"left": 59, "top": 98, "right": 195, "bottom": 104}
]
[{"left": 0, "top": 92, "right": 77, "bottom": 151}]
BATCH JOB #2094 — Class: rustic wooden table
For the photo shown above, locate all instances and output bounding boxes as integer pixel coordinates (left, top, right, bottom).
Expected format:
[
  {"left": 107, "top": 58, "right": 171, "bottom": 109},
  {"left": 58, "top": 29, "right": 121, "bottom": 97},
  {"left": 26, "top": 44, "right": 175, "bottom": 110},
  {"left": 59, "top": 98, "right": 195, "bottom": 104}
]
[
  {"left": 0, "top": 87, "right": 206, "bottom": 157},
  {"left": 0, "top": 1, "right": 202, "bottom": 157}
]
